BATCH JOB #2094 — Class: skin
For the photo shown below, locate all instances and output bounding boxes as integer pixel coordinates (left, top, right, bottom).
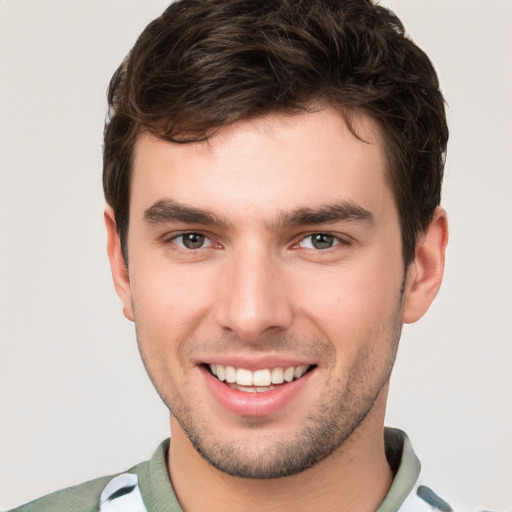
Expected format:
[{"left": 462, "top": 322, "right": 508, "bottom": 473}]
[{"left": 106, "top": 108, "right": 448, "bottom": 511}]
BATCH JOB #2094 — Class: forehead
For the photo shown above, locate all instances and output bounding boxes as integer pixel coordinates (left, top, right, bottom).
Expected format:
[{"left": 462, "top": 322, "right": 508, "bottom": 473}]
[{"left": 130, "top": 109, "right": 392, "bottom": 223}]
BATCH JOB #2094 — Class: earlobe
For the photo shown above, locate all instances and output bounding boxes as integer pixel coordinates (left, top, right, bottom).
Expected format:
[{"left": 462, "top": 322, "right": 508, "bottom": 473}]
[
  {"left": 104, "top": 208, "right": 135, "bottom": 322},
  {"left": 402, "top": 208, "right": 449, "bottom": 324}
]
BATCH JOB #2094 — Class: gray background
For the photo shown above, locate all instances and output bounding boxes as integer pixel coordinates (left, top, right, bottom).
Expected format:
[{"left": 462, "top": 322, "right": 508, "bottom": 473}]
[{"left": 1, "top": 0, "right": 511, "bottom": 510}]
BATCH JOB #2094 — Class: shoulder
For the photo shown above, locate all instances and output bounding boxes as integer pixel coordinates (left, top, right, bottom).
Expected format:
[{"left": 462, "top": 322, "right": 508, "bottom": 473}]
[
  {"left": 7, "top": 474, "right": 115, "bottom": 512},
  {"left": 6, "top": 440, "right": 174, "bottom": 512},
  {"left": 7, "top": 462, "right": 148, "bottom": 512}
]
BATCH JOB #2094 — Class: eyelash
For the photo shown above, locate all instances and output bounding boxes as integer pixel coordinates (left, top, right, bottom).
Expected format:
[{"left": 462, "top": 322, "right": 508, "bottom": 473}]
[
  {"left": 163, "top": 231, "right": 351, "bottom": 252},
  {"left": 164, "top": 231, "right": 217, "bottom": 250},
  {"left": 292, "top": 232, "right": 352, "bottom": 251}
]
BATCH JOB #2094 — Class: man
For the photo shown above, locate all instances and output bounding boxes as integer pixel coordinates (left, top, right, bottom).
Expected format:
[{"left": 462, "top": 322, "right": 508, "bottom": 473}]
[{"left": 10, "top": 0, "right": 459, "bottom": 510}]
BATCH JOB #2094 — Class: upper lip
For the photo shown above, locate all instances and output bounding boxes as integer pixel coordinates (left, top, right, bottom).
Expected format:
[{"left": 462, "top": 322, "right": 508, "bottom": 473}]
[{"left": 195, "top": 354, "right": 317, "bottom": 371}]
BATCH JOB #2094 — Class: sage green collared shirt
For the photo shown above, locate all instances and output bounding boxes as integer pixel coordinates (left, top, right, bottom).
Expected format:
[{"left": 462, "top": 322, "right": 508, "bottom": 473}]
[{"left": 8, "top": 428, "right": 471, "bottom": 512}]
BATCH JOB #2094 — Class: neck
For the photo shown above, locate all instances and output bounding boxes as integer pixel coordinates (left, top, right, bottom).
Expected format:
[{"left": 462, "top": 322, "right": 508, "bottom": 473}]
[{"left": 167, "top": 397, "right": 393, "bottom": 512}]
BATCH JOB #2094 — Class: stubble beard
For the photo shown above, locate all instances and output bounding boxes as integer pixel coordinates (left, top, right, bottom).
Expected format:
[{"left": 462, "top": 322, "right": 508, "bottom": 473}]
[
  {"left": 173, "top": 379, "right": 392, "bottom": 479},
  {"left": 135, "top": 283, "right": 404, "bottom": 480}
]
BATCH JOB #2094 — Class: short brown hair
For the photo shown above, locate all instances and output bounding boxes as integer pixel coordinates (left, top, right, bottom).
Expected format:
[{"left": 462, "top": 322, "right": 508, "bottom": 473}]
[{"left": 103, "top": 0, "right": 448, "bottom": 265}]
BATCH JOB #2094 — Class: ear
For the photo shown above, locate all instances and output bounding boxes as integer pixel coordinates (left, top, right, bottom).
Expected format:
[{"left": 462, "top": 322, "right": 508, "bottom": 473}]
[
  {"left": 402, "top": 207, "right": 449, "bottom": 324},
  {"left": 104, "top": 207, "right": 135, "bottom": 322}
]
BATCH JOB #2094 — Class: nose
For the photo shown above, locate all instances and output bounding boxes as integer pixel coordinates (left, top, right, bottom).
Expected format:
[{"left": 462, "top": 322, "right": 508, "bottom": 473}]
[{"left": 214, "top": 244, "right": 293, "bottom": 342}]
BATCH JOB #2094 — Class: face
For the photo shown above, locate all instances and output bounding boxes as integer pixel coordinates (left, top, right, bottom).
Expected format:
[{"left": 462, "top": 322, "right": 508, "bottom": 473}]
[{"left": 112, "top": 109, "right": 410, "bottom": 478}]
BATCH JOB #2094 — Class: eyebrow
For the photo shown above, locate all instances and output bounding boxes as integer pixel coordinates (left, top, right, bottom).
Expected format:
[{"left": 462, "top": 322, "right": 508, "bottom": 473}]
[
  {"left": 276, "top": 202, "right": 374, "bottom": 228},
  {"left": 143, "top": 198, "right": 374, "bottom": 229},
  {"left": 143, "top": 199, "right": 231, "bottom": 228}
]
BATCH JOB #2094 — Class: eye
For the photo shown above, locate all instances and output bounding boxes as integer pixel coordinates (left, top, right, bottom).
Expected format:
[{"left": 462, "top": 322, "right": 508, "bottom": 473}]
[
  {"left": 171, "top": 232, "right": 213, "bottom": 250},
  {"left": 298, "top": 233, "right": 341, "bottom": 250}
]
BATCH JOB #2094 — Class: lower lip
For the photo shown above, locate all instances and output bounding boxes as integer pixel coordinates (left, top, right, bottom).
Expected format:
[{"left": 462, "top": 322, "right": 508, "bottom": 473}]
[{"left": 201, "top": 366, "right": 315, "bottom": 417}]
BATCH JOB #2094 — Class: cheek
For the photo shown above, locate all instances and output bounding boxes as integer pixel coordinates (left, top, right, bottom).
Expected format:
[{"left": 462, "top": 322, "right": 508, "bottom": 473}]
[
  {"left": 293, "top": 260, "right": 402, "bottom": 341},
  {"left": 130, "top": 266, "right": 213, "bottom": 394},
  {"left": 130, "top": 262, "right": 215, "bottom": 342}
]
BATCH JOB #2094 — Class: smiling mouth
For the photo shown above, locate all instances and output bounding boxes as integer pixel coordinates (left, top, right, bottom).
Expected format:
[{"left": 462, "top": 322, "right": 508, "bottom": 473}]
[{"left": 206, "top": 363, "right": 315, "bottom": 393}]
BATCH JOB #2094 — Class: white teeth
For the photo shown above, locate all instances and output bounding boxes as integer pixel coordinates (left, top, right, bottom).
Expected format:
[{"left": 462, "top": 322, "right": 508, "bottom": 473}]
[
  {"left": 236, "top": 368, "right": 253, "bottom": 386},
  {"left": 294, "top": 365, "right": 309, "bottom": 379},
  {"left": 208, "top": 363, "right": 311, "bottom": 387},
  {"left": 231, "top": 384, "right": 276, "bottom": 393},
  {"left": 253, "top": 369, "right": 271, "bottom": 387},
  {"left": 225, "top": 365, "right": 236, "bottom": 383},
  {"left": 271, "top": 367, "right": 284, "bottom": 384},
  {"left": 283, "top": 367, "right": 295, "bottom": 382},
  {"left": 216, "top": 365, "right": 226, "bottom": 382}
]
